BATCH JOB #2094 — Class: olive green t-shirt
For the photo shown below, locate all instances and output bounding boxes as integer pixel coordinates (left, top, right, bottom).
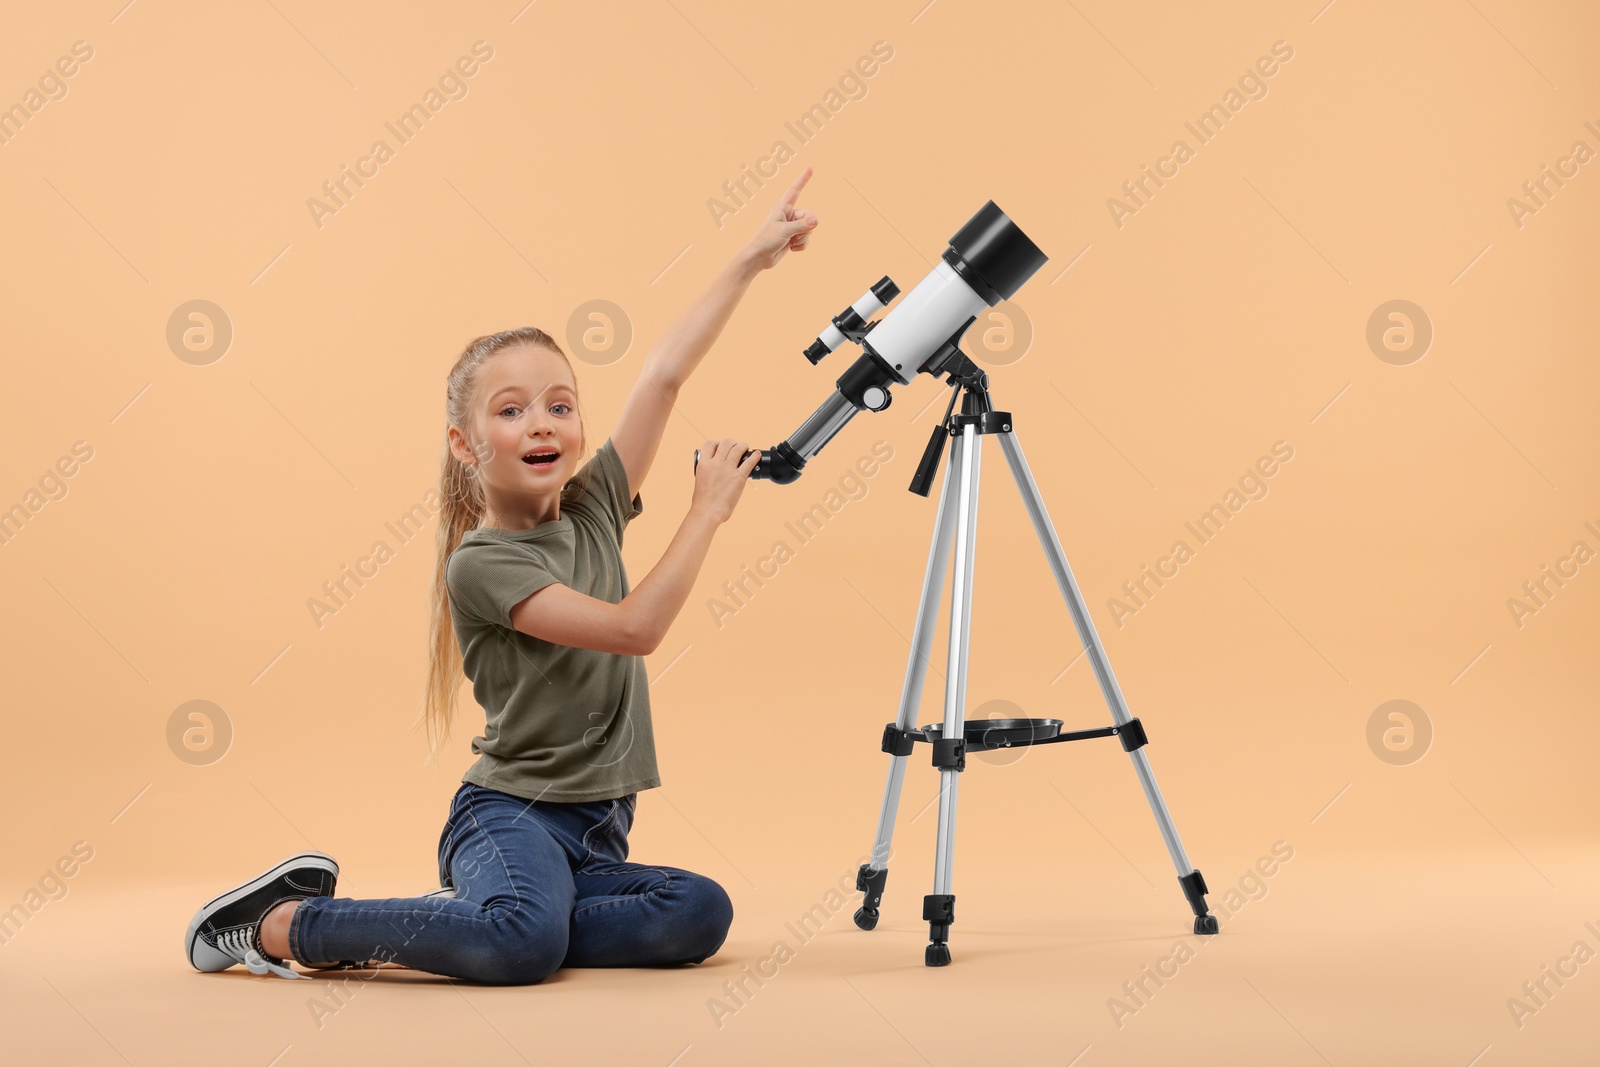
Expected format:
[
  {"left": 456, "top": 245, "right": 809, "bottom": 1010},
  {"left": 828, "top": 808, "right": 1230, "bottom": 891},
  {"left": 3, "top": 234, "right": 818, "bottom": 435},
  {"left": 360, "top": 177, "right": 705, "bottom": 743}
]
[{"left": 445, "top": 437, "right": 659, "bottom": 803}]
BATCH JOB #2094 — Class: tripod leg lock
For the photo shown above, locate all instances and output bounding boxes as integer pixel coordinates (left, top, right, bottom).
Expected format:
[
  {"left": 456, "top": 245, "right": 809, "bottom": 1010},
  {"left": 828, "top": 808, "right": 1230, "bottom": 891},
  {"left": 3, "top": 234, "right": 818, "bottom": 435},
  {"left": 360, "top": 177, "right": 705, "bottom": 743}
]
[
  {"left": 931, "top": 737, "right": 966, "bottom": 772},
  {"left": 1179, "top": 870, "right": 1218, "bottom": 934},
  {"left": 856, "top": 864, "right": 888, "bottom": 909},
  {"left": 854, "top": 865, "right": 889, "bottom": 931},
  {"left": 1117, "top": 717, "right": 1149, "bottom": 751},
  {"left": 880, "top": 724, "right": 918, "bottom": 757},
  {"left": 922, "top": 893, "right": 956, "bottom": 944}
]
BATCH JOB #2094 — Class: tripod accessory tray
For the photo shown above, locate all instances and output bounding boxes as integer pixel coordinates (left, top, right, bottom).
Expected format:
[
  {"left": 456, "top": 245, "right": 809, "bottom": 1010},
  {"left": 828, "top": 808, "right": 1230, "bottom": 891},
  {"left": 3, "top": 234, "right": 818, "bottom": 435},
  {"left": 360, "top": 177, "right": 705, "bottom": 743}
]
[
  {"left": 918, "top": 717, "right": 1062, "bottom": 749},
  {"left": 881, "top": 716, "right": 1151, "bottom": 759}
]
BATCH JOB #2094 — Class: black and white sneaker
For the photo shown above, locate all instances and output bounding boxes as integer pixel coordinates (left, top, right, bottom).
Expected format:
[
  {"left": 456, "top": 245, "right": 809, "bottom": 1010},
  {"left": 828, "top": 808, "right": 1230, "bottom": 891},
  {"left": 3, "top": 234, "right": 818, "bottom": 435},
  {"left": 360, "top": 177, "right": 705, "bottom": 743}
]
[{"left": 184, "top": 851, "right": 338, "bottom": 980}]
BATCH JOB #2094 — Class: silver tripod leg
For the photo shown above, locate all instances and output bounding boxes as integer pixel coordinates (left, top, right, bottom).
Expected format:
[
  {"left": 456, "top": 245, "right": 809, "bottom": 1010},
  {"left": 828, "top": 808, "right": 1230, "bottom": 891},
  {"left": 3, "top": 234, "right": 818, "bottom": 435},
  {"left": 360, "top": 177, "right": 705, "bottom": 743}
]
[
  {"left": 926, "top": 423, "right": 981, "bottom": 964},
  {"left": 996, "top": 429, "right": 1215, "bottom": 930},
  {"left": 853, "top": 438, "right": 962, "bottom": 931}
]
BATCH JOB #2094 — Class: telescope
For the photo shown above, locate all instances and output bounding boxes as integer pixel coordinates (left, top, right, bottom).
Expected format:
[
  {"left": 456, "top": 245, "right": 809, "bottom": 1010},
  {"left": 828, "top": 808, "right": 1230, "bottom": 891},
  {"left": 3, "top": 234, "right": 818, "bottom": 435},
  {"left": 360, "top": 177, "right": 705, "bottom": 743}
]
[
  {"left": 692, "top": 198, "right": 1221, "bottom": 966},
  {"left": 694, "top": 201, "right": 1048, "bottom": 491}
]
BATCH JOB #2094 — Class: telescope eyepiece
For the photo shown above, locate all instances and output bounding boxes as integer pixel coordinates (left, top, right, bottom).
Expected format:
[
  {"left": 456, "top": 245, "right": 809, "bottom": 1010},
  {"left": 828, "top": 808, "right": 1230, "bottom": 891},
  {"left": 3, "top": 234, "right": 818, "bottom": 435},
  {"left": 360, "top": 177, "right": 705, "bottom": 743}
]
[{"left": 752, "top": 441, "right": 806, "bottom": 484}]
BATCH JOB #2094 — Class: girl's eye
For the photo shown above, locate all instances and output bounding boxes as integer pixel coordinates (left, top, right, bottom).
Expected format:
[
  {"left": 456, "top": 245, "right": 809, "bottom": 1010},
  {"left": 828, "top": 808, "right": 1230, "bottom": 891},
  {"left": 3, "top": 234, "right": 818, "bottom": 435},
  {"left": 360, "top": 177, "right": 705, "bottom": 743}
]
[
  {"left": 551, "top": 403, "right": 570, "bottom": 415},
  {"left": 500, "top": 406, "right": 520, "bottom": 418}
]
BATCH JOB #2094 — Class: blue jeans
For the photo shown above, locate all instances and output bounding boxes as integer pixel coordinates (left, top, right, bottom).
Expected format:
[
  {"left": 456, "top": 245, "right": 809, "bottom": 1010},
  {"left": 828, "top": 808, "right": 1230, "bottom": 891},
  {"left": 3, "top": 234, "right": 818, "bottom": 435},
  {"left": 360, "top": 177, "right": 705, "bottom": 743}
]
[{"left": 287, "top": 782, "right": 734, "bottom": 984}]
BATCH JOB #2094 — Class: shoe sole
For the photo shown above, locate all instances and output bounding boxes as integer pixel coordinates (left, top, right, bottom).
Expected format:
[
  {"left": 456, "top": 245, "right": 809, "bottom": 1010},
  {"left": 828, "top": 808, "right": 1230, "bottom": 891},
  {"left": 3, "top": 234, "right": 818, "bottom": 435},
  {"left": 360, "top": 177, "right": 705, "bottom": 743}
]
[{"left": 185, "top": 851, "right": 339, "bottom": 972}]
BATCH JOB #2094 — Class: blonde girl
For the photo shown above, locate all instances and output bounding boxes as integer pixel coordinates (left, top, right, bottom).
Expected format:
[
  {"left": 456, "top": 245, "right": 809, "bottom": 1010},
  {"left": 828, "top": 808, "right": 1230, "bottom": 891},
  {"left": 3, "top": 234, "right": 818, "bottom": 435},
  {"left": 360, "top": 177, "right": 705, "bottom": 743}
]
[{"left": 185, "top": 170, "right": 819, "bottom": 984}]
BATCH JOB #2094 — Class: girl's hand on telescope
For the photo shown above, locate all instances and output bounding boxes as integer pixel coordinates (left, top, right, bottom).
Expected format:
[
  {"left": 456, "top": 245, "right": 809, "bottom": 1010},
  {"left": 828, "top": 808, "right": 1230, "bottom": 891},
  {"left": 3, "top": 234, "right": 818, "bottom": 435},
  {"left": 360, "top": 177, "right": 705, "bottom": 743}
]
[
  {"left": 740, "top": 166, "right": 818, "bottom": 273},
  {"left": 692, "top": 439, "right": 761, "bottom": 524}
]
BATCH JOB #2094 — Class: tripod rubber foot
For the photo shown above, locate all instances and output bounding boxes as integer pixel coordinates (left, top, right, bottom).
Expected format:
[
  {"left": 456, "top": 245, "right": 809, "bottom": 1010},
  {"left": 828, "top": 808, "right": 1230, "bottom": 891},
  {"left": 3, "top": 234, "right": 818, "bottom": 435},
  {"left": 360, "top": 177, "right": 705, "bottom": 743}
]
[
  {"left": 853, "top": 907, "right": 879, "bottom": 931},
  {"left": 925, "top": 944, "right": 951, "bottom": 967},
  {"left": 1194, "top": 915, "right": 1219, "bottom": 935}
]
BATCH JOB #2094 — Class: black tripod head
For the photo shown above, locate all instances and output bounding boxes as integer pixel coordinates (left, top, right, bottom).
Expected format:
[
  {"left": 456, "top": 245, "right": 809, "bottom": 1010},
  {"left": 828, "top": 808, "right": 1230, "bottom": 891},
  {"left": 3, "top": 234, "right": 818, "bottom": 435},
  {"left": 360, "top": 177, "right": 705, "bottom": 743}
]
[{"left": 906, "top": 359, "right": 1017, "bottom": 497}]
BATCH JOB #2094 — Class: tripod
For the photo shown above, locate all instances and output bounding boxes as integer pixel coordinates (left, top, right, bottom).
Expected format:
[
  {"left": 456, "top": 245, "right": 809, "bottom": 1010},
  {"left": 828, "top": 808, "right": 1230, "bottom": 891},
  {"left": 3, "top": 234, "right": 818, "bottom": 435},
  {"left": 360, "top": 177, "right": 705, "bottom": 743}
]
[{"left": 852, "top": 366, "right": 1217, "bottom": 966}]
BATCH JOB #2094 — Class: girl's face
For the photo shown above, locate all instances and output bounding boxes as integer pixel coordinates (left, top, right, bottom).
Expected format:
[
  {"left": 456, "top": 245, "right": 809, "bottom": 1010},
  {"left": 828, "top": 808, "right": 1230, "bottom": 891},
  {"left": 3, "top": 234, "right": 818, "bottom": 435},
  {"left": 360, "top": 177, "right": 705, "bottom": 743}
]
[{"left": 462, "top": 345, "right": 584, "bottom": 509}]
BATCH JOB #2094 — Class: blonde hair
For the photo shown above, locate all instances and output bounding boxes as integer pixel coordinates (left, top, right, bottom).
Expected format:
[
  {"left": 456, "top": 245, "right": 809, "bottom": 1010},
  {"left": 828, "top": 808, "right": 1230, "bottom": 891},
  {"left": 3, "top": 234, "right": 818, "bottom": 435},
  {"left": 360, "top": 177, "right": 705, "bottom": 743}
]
[{"left": 414, "top": 327, "right": 592, "bottom": 763}]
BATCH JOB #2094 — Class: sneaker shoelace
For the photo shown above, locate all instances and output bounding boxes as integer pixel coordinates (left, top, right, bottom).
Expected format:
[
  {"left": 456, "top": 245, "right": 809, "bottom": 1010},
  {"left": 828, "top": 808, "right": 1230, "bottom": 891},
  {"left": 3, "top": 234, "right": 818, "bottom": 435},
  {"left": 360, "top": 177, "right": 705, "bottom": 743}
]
[{"left": 213, "top": 925, "right": 304, "bottom": 980}]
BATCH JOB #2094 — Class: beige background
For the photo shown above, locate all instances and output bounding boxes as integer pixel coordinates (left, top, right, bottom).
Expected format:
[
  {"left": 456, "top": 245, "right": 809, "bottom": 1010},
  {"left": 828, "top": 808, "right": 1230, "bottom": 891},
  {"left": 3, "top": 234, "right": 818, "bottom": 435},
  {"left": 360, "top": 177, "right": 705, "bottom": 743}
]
[{"left": 1, "top": 0, "right": 1596, "bottom": 1064}]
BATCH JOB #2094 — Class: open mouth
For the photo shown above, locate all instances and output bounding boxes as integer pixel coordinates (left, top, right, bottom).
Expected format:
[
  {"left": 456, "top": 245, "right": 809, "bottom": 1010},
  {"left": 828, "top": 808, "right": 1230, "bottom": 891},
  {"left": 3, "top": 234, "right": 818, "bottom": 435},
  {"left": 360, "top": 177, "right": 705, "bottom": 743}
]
[{"left": 522, "top": 449, "right": 560, "bottom": 467}]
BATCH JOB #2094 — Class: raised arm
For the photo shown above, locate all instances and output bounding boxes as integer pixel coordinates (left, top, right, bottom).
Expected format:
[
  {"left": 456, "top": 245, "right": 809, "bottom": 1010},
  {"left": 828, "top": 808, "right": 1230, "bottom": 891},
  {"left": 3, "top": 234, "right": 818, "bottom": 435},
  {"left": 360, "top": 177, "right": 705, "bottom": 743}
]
[{"left": 611, "top": 167, "right": 819, "bottom": 500}]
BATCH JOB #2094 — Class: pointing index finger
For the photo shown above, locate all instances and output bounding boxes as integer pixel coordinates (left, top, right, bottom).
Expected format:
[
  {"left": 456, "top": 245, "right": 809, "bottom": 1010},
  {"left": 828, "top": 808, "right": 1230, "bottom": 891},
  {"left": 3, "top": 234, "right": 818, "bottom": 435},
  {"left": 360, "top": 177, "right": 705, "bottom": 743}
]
[{"left": 780, "top": 166, "right": 813, "bottom": 209}]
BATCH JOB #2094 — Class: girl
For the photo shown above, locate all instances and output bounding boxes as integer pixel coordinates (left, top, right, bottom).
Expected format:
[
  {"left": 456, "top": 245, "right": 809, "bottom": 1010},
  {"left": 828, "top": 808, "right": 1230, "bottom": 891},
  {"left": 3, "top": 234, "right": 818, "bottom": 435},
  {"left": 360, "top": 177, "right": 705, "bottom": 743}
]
[{"left": 185, "top": 169, "right": 820, "bottom": 984}]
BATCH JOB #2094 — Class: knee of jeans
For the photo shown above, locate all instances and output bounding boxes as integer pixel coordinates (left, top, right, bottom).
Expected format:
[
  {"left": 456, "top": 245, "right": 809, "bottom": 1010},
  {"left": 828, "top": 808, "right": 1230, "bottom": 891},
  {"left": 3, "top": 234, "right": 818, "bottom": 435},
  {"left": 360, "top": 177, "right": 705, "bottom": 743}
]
[
  {"left": 679, "top": 875, "right": 734, "bottom": 962},
  {"left": 465, "top": 902, "right": 569, "bottom": 985}
]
